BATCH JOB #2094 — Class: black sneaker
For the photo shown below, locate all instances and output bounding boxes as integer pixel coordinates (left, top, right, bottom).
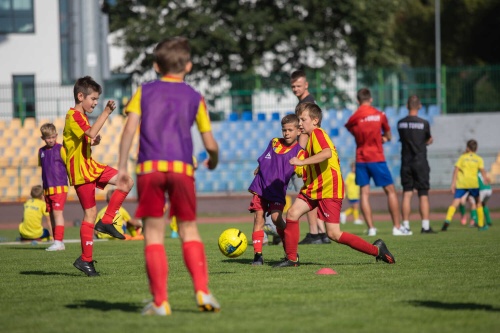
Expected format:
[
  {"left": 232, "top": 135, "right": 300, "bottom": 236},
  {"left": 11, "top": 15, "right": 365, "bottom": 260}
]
[
  {"left": 441, "top": 222, "right": 449, "bottom": 231},
  {"left": 298, "top": 233, "right": 312, "bottom": 244},
  {"left": 272, "top": 235, "right": 282, "bottom": 245},
  {"left": 299, "top": 233, "right": 323, "bottom": 245},
  {"left": 273, "top": 258, "right": 300, "bottom": 268},
  {"left": 373, "top": 239, "right": 395, "bottom": 264},
  {"left": 73, "top": 256, "right": 99, "bottom": 277},
  {"left": 95, "top": 219, "right": 125, "bottom": 240},
  {"left": 319, "top": 233, "right": 331, "bottom": 244},
  {"left": 421, "top": 227, "right": 437, "bottom": 234},
  {"left": 252, "top": 252, "right": 264, "bottom": 266}
]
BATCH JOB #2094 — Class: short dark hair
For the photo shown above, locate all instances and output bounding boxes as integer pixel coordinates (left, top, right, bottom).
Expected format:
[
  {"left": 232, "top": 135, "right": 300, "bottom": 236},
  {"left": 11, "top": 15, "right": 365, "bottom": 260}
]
[
  {"left": 73, "top": 76, "right": 102, "bottom": 104},
  {"left": 407, "top": 95, "right": 421, "bottom": 111},
  {"left": 290, "top": 70, "right": 307, "bottom": 82},
  {"left": 154, "top": 36, "right": 191, "bottom": 75},
  {"left": 30, "top": 185, "right": 43, "bottom": 199},
  {"left": 281, "top": 114, "right": 299, "bottom": 127},
  {"left": 295, "top": 102, "right": 322, "bottom": 127},
  {"left": 357, "top": 88, "right": 371, "bottom": 103},
  {"left": 467, "top": 139, "right": 478, "bottom": 152}
]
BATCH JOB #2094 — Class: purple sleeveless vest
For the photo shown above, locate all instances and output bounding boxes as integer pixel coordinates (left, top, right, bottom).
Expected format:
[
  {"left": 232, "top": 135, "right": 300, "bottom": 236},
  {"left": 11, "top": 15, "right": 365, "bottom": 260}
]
[
  {"left": 248, "top": 139, "right": 302, "bottom": 203},
  {"left": 39, "top": 144, "right": 68, "bottom": 189},
  {"left": 137, "top": 80, "right": 201, "bottom": 165}
]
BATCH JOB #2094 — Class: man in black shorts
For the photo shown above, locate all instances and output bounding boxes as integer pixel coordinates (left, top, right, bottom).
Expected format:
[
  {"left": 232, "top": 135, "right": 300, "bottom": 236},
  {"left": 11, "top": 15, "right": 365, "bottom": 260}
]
[{"left": 397, "top": 95, "right": 435, "bottom": 233}]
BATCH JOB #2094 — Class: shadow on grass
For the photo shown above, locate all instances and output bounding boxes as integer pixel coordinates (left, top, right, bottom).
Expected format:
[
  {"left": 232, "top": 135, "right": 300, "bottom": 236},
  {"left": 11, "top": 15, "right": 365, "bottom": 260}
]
[
  {"left": 66, "top": 299, "right": 142, "bottom": 313},
  {"left": 8, "top": 247, "right": 49, "bottom": 250},
  {"left": 20, "top": 270, "right": 77, "bottom": 277},
  {"left": 409, "top": 300, "right": 500, "bottom": 312}
]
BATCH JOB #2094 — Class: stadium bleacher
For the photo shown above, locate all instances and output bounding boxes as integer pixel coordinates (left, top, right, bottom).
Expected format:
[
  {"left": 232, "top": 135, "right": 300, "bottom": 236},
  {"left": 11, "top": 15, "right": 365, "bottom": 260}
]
[{"left": 4, "top": 107, "right": 495, "bottom": 201}]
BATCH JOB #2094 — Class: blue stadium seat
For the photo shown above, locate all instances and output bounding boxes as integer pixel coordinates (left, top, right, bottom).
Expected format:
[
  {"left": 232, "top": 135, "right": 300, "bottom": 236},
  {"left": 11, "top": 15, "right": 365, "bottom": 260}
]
[
  {"left": 427, "top": 105, "right": 439, "bottom": 117},
  {"left": 257, "top": 113, "right": 266, "bottom": 121},
  {"left": 229, "top": 113, "right": 239, "bottom": 121},
  {"left": 242, "top": 111, "right": 253, "bottom": 121},
  {"left": 330, "top": 128, "right": 339, "bottom": 137},
  {"left": 384, "top": 106, "right": 396, "bottom": 118},
  {"left": 398, "top": 106, "right": 408, "bottom": 118},
  {"left": 271, "top": 112, "right": 280, "bottom": 121}
]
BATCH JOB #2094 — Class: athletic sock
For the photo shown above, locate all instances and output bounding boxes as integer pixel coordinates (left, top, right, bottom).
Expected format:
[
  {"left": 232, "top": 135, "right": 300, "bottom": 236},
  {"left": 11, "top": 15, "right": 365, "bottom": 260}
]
[
  {"left": 403, "top": 220, "right": 410, "bottom": 230},
  {"left": 445, "top": 206, "right": 456, "bottom": 222},
  {"left": 471, "top": 209, "right": 478, "bottom": 225},
  {"left": 344, "top": 207, "right": 353, "bottom": 217},
  {"left": 102, "top": 189, "right": 128, "bottom": 224},
  {"left": 484, "top": 206, "right": 492, "bottom": 224},
  {"left": 477, "top": 207, "right": 484, "bottom": 227},
  {"left": 182, "top": 241, "right": 209, "bottom": 293},
  {"left": 284, "top": 219, "right": 299, "bottom": 261},
  {"left": 145, "top": 244, "right": 168, "bottom": 306},
  {"left": 422, "top": 219, "right": 430, "bottom": 230},
  {"left": 338, "top": 232, "right": 378, "bottom": 256},
  {"left": 353, "top": 208, "right": 359, "bottom": 221},
  {"left": 277, "top": 227, "right": 286, "bottom": 253},
  {"left": 54, "top": 225, "right": 64, "bottom": 242},
  {"left": 252, "top": 230, "right": 265, "bottom": 254},
  {"left": 80, "top": 222, "right": 94, "bottom": 262},
  {"left": 459, "top": 204, "right": 466, "bottom": 217}
]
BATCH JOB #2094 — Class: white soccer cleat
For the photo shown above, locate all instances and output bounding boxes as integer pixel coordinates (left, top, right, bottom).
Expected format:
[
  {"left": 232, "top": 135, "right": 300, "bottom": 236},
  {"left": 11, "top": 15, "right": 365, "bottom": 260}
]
[
  {"left": 354, "top": 219, "right": 364, "bottom": 225},
  {"left": 196, "top": 291, "right": 221, "bottom": 312},
  {"left": 393, "top": 226, "right": 413, "bottom": 236},
  {"left": 141, "top": 301, "right": 172, "bottom": 316},
  {"left": 367, "top": 228, "right": 377, "bottom": 236},
  {"left": 340, "top": 212, "right": 347, "bottom": 224},
  {"left": 46, "top": 241, "right": 65, "bottom": 251}
]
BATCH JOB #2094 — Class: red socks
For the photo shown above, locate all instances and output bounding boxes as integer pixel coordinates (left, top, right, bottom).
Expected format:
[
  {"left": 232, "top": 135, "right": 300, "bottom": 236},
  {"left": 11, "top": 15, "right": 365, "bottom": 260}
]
[
  {"left": 277, "top": 227, "right": 286, "bottom": 253},
  {"left": 252, "top": 230, "right": 265, "bottom": 253},
  {"left": 338, "top": 232, "right": 378, "bottom": 256},
  {"left": 284, "top": 219, "right": 299, "bottom": 261},
  {"left": 80, "top": 222, "right": 94, "bottom": 261},
  {"left": 102, "top": 189, "right": 128, "bottom": 224},
  {"left": 182, "top": 241, "right": 209, "bottom": 293},
  {"left": 54, "top": 225, "right": 64, "bottom": 242},
  {"left": 145, "top": 244, "right": 168, "bottom": 306}
]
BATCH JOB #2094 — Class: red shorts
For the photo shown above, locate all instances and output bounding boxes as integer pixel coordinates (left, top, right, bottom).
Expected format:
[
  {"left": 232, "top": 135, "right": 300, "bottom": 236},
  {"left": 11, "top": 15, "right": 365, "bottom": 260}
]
[
  {"left": 297, "top": 193, "right": 343, "bottom": 223},
  {"left": 75, "top": 166, "right": 117, "bottom": 210},
  {"left": 248, "top": 194, "right": 285, "bottom": 214},
  {"left": 136, "top": 172, "right": 196, "bottom": 221},
  {"left": 45, "top": 192, "right": 67, "bottom": 212}
]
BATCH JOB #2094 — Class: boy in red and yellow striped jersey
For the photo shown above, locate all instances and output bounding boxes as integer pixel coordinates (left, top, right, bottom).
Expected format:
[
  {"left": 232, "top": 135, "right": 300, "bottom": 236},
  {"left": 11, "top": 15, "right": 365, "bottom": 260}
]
[
  {"left": 63, "top": 76, "right": 134, "bottom": 277},
  {"left": 274, "top": 102, "right": 396, "bottom": 267},
  {"left": 117, "top": 37, "right": 220, "bottom": 315}
]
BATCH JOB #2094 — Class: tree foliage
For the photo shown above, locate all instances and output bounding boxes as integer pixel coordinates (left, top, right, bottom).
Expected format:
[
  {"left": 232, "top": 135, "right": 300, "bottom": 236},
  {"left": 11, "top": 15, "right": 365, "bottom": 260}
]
[{"left": 107, "top": 0, "right": 403, "bottom": 85}]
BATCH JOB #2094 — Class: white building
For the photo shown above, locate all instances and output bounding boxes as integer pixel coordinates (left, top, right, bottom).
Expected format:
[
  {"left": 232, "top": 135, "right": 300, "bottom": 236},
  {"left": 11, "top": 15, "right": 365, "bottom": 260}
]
[{"left": 0, "top": 0, "right": 113, "bottom": 120}]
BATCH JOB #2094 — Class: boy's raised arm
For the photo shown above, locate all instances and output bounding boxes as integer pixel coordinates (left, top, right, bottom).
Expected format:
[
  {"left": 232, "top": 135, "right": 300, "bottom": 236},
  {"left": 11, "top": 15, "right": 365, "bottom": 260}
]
[
  {"left": 85, "top": 100, "right": 116, "bottom": 139},
  {"left": 201, "top": 131, "right": 219, "bottom": 170}
]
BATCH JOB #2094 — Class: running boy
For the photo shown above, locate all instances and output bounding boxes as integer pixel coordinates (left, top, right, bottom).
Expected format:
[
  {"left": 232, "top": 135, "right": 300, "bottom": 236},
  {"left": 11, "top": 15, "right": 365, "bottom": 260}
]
[
  {"left": 19, "top": 185, "right": 51, "bottom": 241},
  {"left": 340, "top": 162, "right": 363, "bottom": 225},
  {"left": 248, "top": 114, "right": 304, "bottom": 265},
  {"left": 39, "top": 123, "right": 68, "bottom": 251},
  {"left": 63, "top": 76, "right": 134, "bottom": 277},
  {"left": 442, "top": 139, "right": 490, "bottom": 231},
  {"left": 117, "top": 36, "right": 220, "bottom": 315},
  {"left": 275, "top": 102, "right": 395, "bottom": 268}
]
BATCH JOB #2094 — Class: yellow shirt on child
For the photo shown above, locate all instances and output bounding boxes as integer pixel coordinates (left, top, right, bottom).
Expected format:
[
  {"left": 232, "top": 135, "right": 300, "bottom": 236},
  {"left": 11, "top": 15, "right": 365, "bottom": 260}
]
[
  {"left": 345, "top": 172, "right": 360, "bottom": 200},
  {"left": 19, "top": 198, "right": 49, "bottom": 239},
  {"left": 455, "top": 152, "right": 484, "bottom": 189}
]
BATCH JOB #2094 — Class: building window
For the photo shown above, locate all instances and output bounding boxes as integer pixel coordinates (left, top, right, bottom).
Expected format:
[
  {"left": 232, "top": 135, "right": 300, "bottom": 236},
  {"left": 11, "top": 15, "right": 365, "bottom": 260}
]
[
  {"left": 12, "top": 75, "right": 35, "bottom": 119},
  {"left": 0, "top": 0, "right": 34, "bottom": 33}
]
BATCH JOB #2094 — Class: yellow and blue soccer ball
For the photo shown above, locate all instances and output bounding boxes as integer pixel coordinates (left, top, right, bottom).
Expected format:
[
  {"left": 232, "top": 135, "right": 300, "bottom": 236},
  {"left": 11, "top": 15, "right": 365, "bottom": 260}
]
[{"left": 218, "top": 228, "right": 247, "bottom": 258}]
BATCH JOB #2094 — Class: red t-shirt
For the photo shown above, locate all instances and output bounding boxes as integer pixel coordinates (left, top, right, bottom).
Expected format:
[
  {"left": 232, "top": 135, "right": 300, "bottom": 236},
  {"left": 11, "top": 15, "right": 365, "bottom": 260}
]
[{"left": 345, "top": 105, "right": 390, "bottom": 163}]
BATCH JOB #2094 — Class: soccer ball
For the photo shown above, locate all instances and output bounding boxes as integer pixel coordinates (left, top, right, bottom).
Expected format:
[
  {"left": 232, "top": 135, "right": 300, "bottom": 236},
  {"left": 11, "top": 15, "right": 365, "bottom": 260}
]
[{"left": 218, "top": 228, "right": 247, "bottom": 258}]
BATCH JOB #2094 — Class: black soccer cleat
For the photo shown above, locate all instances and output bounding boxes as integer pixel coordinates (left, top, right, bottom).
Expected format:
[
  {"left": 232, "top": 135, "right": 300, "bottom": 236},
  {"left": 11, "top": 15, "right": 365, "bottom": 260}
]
[
  {"left": 272, "top": 235, "right": 282, "bottom": 245},
  {"left": 373, "top": 239, "right": 395, "bottom": 264},
  {"left": 441, "top": 222, "right": 450, "bottom": 231},
  {"left": 421, "top": 227, "right": 437, "bottom": 234},
  {"left": 319, "top": 233, "right": 331, "bottom": 244},
  {"left": 252, "top": 252, "right": 264, "bottom": 266},
  {"left": 273, "top": 255, "right": 300, "bottom": 268},
  {"left": 299, "top": 233, "right": 322, "bottom": 245},
  {"left": 95, "top": 219, "right": 125, "bottom": 240},
  {"left": 73, "top": 256, "right": 100, "bottom": 277}
]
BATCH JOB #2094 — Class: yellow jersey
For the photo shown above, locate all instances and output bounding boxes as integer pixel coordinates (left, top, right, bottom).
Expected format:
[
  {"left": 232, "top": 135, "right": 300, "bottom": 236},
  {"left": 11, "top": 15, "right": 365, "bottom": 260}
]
[
  {"left": 19, "top": 198, "right": 49, "bottom": 239},
  {"left": 455, "top": 152, "right": 484, "bottom": 189},
  {"left": 95, "top": 206, "right": 132, "bottom": 239},
  {"left": 345, "top": 171, "right": 360, "bottom": 200}
]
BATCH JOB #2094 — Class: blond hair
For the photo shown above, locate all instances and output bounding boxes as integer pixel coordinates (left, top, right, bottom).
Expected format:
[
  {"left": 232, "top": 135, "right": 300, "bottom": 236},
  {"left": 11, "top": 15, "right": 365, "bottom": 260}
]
[{"left": 40, "top": 123, "right": 57, "bottom": 138}]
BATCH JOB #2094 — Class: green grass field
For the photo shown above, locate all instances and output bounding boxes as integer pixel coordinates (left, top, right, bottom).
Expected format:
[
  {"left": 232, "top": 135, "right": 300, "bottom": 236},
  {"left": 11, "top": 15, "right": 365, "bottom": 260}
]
[{"left": 1, "top": 220, "right": 499, "bottom": 333}]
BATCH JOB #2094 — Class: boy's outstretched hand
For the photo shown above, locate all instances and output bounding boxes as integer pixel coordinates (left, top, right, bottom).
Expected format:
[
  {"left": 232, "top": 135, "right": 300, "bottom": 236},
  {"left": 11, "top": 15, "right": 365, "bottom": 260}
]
[{"left": 104, "top": 100, "right": 116, "bottom": 114}]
